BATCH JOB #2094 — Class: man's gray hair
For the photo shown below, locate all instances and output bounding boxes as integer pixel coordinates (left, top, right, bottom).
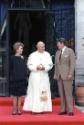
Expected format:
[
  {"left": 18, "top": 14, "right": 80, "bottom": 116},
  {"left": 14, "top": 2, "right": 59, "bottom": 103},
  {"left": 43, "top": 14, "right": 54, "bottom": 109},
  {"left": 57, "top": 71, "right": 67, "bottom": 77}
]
[{"left": 13, "top": 42, "right": 24, "bottom": 51}]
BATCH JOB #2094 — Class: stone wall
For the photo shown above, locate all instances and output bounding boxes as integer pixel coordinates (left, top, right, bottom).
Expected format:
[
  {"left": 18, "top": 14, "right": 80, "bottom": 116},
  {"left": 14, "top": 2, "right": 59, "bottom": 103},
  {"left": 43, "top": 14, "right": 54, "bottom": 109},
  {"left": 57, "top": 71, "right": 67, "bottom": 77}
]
[{"left": 75, "top": 0, "right": 84, "bottom": 85}]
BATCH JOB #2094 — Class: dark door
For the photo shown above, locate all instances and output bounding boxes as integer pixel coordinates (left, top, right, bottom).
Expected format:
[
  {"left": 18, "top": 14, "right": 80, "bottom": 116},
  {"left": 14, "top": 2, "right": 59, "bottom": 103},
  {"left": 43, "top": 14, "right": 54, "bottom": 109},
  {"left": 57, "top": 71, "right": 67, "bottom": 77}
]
[{"left": 8, "top": 10, "right": 59, "bottom": 97}]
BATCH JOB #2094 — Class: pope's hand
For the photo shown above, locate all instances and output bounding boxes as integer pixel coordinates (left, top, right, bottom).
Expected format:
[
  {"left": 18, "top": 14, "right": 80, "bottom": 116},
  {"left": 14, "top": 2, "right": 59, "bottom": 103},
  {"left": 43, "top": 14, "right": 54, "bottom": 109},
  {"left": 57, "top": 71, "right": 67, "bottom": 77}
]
[
  {"left": 37, "top": 65, "right": 41, "bottom": 70},
  {"left": 41, "top": 66, "right": 45, "bottom": 70},
  {"left": 37, "top": 64, "right": 45, "bottom": 70}
]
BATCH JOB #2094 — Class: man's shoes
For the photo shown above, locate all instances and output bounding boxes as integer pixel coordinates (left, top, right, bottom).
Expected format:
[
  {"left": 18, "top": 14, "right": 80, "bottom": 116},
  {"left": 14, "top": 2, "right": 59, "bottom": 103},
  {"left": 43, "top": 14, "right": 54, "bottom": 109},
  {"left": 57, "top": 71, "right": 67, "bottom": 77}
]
[
  {"left": 58, "top": 111, "right": 67, "bottom": 115},
  {"left": 68, "top": 112, "right": 74, "bottom": 116},
  {"left": 17, "top": 110, "right": 22, "bottom": 115}
]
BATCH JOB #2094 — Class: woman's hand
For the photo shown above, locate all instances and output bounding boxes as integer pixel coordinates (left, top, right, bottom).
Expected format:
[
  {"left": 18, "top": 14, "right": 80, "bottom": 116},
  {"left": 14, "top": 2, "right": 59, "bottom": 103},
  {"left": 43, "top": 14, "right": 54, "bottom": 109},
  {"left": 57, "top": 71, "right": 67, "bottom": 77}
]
[{"left": 53, "top": 75, "right": 58, "bottom": 80}]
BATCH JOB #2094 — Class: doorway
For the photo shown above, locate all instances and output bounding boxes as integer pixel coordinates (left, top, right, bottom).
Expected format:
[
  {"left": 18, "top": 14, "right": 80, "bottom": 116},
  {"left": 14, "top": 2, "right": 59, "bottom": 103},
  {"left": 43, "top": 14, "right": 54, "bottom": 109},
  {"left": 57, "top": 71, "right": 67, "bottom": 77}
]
[{"left": 8, "top": 10, "right": 59, "bottom": 98}]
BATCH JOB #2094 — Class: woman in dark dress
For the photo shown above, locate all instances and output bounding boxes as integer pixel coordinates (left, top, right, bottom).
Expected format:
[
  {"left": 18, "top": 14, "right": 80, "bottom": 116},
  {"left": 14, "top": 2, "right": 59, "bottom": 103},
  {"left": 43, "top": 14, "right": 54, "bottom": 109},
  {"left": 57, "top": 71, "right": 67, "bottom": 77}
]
[{"left": 10, "top": 42, "right": 27, "bottom": 115}]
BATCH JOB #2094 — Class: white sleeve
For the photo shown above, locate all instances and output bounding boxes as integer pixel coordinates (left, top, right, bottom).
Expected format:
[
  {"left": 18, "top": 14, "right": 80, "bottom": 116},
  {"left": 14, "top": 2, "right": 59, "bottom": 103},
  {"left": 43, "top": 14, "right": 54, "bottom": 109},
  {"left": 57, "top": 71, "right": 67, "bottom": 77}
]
[
  {"left": 27, "top": 55, "right": 37, "bottom": 72},
  {"left": 44, "top": 53, "right": 53, "bottom": 72}
]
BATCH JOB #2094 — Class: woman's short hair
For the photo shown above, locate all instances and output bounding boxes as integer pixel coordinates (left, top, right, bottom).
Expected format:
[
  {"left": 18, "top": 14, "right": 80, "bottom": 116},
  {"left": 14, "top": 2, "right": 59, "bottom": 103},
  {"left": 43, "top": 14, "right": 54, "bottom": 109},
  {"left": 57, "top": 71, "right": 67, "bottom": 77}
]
[{"left": 13, "top": 42, "right": 24, "bottom": 51}]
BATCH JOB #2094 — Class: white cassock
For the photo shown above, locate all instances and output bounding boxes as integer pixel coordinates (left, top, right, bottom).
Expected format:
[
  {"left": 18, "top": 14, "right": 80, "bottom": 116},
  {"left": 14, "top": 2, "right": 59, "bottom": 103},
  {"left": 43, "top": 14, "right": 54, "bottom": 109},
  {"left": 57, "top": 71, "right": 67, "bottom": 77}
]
[{"left": 23, "top": 51, "right": 53, "bottom": 113}]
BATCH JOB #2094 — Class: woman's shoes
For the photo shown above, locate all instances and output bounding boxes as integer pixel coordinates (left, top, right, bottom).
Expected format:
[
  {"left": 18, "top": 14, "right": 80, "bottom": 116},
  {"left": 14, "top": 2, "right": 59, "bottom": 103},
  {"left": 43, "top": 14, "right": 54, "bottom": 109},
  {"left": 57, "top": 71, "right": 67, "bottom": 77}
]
[
  {"left": 12, "top": 110, "right": 17, "bottom": 115},
  {"left": 12, "top": 109, "right": 22, "bottom": 115}
]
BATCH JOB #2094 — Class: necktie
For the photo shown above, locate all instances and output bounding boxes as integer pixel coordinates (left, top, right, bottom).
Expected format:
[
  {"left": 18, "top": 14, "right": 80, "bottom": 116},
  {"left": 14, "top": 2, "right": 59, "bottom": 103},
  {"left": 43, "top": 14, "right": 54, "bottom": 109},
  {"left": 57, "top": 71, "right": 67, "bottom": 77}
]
[{"left": 59, "top": 50, "right": 62, "bottom": 61}]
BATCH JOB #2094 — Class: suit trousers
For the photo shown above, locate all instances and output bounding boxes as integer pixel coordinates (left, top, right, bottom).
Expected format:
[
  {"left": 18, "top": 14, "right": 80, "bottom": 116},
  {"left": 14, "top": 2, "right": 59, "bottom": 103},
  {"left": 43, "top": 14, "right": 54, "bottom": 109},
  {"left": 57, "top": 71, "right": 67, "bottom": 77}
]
[{"left": 58, "top": 77, "right": 73, "bottom": 113}]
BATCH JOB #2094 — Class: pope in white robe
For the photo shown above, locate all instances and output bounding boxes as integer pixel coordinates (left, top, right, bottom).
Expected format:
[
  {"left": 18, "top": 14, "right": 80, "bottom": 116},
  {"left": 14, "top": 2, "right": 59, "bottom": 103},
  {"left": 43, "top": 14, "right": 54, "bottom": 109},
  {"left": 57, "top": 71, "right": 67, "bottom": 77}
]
[{"left": 23, "top": 41, "right": 53, "bottom": 113}]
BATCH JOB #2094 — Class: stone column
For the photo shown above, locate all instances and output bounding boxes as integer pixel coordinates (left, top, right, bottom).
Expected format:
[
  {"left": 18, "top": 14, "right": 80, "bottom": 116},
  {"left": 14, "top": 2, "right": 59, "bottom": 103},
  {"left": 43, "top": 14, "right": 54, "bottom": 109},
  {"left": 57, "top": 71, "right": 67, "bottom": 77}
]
[{"left": 75, "top": 0, "right": 84, "bottom": 85}]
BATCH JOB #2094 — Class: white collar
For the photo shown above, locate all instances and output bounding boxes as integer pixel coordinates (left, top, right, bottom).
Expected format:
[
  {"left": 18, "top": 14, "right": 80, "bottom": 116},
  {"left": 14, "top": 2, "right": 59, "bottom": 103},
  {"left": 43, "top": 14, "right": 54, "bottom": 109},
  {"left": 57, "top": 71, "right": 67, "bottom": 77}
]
[{"left": 62, "top": 46, "right": 66, "bottom": 54}]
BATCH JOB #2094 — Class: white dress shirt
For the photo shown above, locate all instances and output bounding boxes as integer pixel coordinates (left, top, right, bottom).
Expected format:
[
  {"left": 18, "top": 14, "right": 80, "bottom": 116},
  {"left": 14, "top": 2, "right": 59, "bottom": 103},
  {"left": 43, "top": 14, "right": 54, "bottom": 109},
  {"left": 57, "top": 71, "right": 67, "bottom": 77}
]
[{"left": 61, "top": 46, "right": 66, "bottom": 54}]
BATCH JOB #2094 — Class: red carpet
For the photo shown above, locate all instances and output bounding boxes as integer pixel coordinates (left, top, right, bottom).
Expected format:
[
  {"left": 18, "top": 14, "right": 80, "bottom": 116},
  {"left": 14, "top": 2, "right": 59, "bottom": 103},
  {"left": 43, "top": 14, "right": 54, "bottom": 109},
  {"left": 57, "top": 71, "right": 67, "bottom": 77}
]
[
  {"left": 0, "top": 97, "right": 84, "bottom": 125},
  {"left": 0, "top": 97, "right": 60, "bottom": 106}
]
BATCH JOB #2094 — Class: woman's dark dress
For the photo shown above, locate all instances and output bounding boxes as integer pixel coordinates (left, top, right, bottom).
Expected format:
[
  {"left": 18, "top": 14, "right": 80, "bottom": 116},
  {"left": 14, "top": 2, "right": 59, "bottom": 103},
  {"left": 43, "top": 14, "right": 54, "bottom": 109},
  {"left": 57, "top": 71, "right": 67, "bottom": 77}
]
[{"left": 10, "top": 56, "right": 27, "bottom": 96}]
